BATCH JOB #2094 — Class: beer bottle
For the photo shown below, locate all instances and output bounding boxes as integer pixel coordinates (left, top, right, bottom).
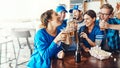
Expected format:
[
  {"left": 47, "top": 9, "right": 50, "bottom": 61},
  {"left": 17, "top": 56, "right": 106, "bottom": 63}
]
[{"left": 75, "top": 43, "right": 81, "bottom": 63}]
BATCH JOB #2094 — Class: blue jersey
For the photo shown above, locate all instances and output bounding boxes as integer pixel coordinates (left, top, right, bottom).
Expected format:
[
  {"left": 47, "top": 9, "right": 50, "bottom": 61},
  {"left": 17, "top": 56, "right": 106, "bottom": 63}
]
[
  {"left": 27, "top": 28, "right": 62, "bottom": 68},
  {"left": 96, "top": 18, "right": 120, "bottom": 51},
  {"left": 57, "top": 19, "right": 67, "bottom": 31},
  {"left": 78, "top": 25, "right": 104, "bottom": 49}
]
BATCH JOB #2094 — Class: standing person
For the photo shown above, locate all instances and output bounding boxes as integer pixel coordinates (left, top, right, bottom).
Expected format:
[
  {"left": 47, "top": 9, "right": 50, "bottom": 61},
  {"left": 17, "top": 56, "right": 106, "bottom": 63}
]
[
  {"left": 55, "top": 5, "right": 68, "bottom": 30},
  {"left": 27, "top": 9, "right": 68, "bottom": 68},
  {"left": 78, "top": 10, "right": 103, "bottom": 52},
  {"left": 69, "top": 5, "right": 84, "bottom": 31},
  {"left": 97, "top": 3, "right": 120, "bottom": 52}
]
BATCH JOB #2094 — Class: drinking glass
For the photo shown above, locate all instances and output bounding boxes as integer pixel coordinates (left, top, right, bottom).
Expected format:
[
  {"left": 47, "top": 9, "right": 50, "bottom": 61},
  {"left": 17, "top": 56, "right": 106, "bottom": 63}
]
[
  {"left": 95, "top": 35, "right": 104, "bottom": 47},
  {"left": 60, "top": 28, "right": 72, "bottom": 45}
]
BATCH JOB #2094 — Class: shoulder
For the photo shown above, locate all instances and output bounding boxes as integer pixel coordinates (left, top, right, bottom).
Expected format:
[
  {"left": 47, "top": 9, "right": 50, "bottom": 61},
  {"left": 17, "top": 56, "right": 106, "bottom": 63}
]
[
  {"left": 80, "top": 25, "right": 86, "bottom": 29},
  {"left": 36, "top": 28, "right": 46, "bottom": 35},
  {"left": 93, "top": 25, "right": 101, "bottom": 31},
  {"left": 108, "top": 18, "right": 120, "bottom": 24},
  {"left": 64, "top": 19, "right": 67, "bottom": 22},
  {"left": 95, "top": 20, "right": 100, "bottom": 26},
  {"left": 35, "top": 28, "right": 47, "bottom": 38},
  {"left": 94, "top": 25, "right": 104, "bottom": 34},
  {"left": 78, "top": 25, "right": 86, "bottom": 33},
  {"left": 63, "top": 19, "right": 67, "bottom": 24}
]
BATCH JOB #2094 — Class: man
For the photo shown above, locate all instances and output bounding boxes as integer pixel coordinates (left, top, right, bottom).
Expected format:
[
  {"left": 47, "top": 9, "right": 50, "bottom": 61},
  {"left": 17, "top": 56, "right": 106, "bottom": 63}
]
[
  {"left": 55, "top": 5, "right": 68, "bottom": 31},
  {"left": 69, "top": 5, "right": 84, "bottom": 31},
  {"left": 97, "top": 3, "right": 120, "bottom": 52},
  {"left": 63, "top": 5, "right": 85, "bottom": 51},
  {"left": 99, "top": 2, "right": 120, "bottom": 30}
]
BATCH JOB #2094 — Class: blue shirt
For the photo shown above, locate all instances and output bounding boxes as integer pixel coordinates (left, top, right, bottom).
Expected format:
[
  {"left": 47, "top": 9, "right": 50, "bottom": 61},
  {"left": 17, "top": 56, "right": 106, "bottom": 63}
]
[
  {"left": 27, "top": 28, "right": 62, "bottom": 68},
  {"left": 78, "top": 25, "right": 104, "bottom": 49},
  {"left": 57, "top": 19, "right": 67, "bottom": 31},
  {"left": 96, "top": 18, "right": 120, "bottom": 51}
]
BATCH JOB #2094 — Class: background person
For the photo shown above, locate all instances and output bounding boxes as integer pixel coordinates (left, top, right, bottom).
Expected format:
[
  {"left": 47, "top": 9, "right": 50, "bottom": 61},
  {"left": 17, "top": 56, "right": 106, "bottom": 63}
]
[
  {"left": 55, "top": 5, "right": 68, "bottom": 31},
  {"left": 69, "top": 5, "right": 84, "bottom": 31}
]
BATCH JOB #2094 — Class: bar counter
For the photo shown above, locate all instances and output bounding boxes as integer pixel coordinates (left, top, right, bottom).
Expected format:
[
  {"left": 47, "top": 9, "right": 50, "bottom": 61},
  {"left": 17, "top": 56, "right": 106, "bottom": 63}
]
[{"left": 51, "top": 51, "right": 120, "bottom": 68}]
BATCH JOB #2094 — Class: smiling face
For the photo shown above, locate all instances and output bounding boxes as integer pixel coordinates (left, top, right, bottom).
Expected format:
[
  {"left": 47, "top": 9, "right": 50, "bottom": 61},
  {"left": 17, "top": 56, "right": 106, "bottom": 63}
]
[
  {"left": 84, "top": 14, "right": 95, "bottom": 27},
  {"left": 40, "top": 9, "right": 61, "bottom": 28},
  {"left": 73, "top": 10, "right": 80, "bottom": 19}
]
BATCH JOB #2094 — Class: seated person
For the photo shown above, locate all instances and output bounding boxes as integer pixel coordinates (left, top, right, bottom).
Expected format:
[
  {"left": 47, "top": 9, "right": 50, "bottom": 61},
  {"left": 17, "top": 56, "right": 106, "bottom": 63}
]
[
  {"left": 27, "top": 9, "right": 68, "bottom": 68},
  {"left": 69, "top": 5, "right": 84, "bottom": 32},
  {"left": 97, "top": 3, "right": 120, "bottom": 52},
  {"left": 78, "top": 10, "right": 104, "bottom": 52}
]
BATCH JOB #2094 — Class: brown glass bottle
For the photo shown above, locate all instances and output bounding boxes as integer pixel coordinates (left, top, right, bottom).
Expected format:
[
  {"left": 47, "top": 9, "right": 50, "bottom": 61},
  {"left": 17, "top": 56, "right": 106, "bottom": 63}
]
[{"left": 75, "top": 43, "right": 81, "bottom": 63}]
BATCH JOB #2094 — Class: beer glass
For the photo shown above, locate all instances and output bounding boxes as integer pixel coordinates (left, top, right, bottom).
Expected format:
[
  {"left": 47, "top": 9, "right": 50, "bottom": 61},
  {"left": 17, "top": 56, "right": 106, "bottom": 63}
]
[{"left": 60, "top": 28, "right": 72, "bottom": 45}]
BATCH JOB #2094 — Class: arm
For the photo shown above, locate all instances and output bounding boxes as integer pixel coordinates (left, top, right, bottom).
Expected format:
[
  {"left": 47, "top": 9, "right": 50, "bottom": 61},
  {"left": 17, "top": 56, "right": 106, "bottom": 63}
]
[
  {"left": 80, "top": 32, "right": 96, "bottom": 47},
  {"left": 99, "top": 20, "right": 120, "bottom": 30},
  {"left": 35, "top": 31, "right": 62, "bottom": 60},
  {"left": 99, "top": 2, "right": 120, "bottom": 30},
  {"left": 108, "top": 24, "right": 120, "bottom": 30},
  {"left": 81, "top": 43, "right": 90, "bottom": 52}
]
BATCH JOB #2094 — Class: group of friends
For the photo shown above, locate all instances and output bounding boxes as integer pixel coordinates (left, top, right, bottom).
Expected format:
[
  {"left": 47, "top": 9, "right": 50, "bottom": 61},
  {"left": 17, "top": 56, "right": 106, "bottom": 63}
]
[{"left": 27, "top": 2, "right": 120, "bottom": 68}]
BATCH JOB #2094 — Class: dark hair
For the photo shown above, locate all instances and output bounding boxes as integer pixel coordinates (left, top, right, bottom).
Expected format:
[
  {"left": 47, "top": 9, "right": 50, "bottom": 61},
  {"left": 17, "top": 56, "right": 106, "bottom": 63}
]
[
  {"left": 40, "top": 9, "right": 53, "bottom": 27},
  {"left": 83, "top": 10, "right": 96, "bottom": 19},
  {"left": 100, "top": 4, "right": 113, "bottom": 14}
]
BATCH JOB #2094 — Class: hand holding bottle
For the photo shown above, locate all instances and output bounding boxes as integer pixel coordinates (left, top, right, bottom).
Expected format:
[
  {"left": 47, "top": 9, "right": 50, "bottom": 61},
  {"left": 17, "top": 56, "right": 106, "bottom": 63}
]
[{"left": 80, "top": 32, "right": 88, "bottom": 39}]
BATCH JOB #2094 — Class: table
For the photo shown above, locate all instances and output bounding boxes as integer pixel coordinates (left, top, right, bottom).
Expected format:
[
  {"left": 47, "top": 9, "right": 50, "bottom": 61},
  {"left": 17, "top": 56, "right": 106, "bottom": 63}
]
[{"left": 51, "top": 51, "right": 120, "bottom": 68}]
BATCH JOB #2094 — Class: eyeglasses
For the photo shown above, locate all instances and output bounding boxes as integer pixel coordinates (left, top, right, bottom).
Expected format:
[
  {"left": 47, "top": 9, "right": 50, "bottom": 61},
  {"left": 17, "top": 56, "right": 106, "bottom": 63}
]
[{"left": 99, "top": 12, "right": 110, "bottom": 16}]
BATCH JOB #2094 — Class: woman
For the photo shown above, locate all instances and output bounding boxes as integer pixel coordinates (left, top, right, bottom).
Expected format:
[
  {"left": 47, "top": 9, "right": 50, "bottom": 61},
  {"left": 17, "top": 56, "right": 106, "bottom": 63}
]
[
  {"left": 27, "top": 9, "right": 67, "bottom": 68},
  {"left": 78, "top": 10, "right": 104, "bottom": 52}
]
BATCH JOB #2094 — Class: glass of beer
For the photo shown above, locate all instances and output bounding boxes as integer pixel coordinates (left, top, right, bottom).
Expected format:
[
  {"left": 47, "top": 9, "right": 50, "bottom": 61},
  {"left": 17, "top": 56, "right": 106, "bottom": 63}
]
[
  {"left": 67, "top": 20, "right": 76, "bottom": 37},
  {"left": 60, "top": 28, "right": 72, "bottom": 45}
]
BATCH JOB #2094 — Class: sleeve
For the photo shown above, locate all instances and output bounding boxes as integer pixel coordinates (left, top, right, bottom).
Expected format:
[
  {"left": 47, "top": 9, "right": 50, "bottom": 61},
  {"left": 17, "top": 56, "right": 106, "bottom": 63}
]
[
  {"left": 114, "top": 18, "right": 120, "bottom": 24},
  {"left": 34, "top": 31, "right": 61, "bottom": 60},
  {"left": 95, "top": 26, "right": 104, "bottom": 36},
  {"left": 95, "top": 26, "right": 104, "bottom": 41},
  {"left": 95, "top": 20, "right": 100, "bottom": 26}
]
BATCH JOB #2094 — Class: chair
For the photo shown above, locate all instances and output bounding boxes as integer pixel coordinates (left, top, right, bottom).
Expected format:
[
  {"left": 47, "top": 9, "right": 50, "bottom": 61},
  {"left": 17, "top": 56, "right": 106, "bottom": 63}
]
[
  {"left": 0, "top": 29, "right": 16, "bottom": 67},
  {"left": 0, "top": 38, "right": 16, "bottom": 65},
  {"left": 11, "top": 29, "right": 33, "bottom": 68}
]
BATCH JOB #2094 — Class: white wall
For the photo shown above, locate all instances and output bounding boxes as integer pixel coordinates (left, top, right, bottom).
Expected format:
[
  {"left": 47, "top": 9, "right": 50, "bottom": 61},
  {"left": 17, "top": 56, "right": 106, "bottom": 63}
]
[{"left": 0, "top": 0, "right": 58, "bottom": 22}]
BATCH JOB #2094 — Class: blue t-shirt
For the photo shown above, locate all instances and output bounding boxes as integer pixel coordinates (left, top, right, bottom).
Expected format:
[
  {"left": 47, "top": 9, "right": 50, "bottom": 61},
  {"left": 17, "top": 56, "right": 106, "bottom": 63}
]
[
  {"left": 96, "top": 18, "right": 120, "bottom": 51},
  {"left": 57, "top": 19, "right": 67, "bottom": 31},
  {"left": 27, "top": 28, "right": 62, "bottom": 68},
  {"left": 78, "top": 25, "right": 104, "bottom": 49}
]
